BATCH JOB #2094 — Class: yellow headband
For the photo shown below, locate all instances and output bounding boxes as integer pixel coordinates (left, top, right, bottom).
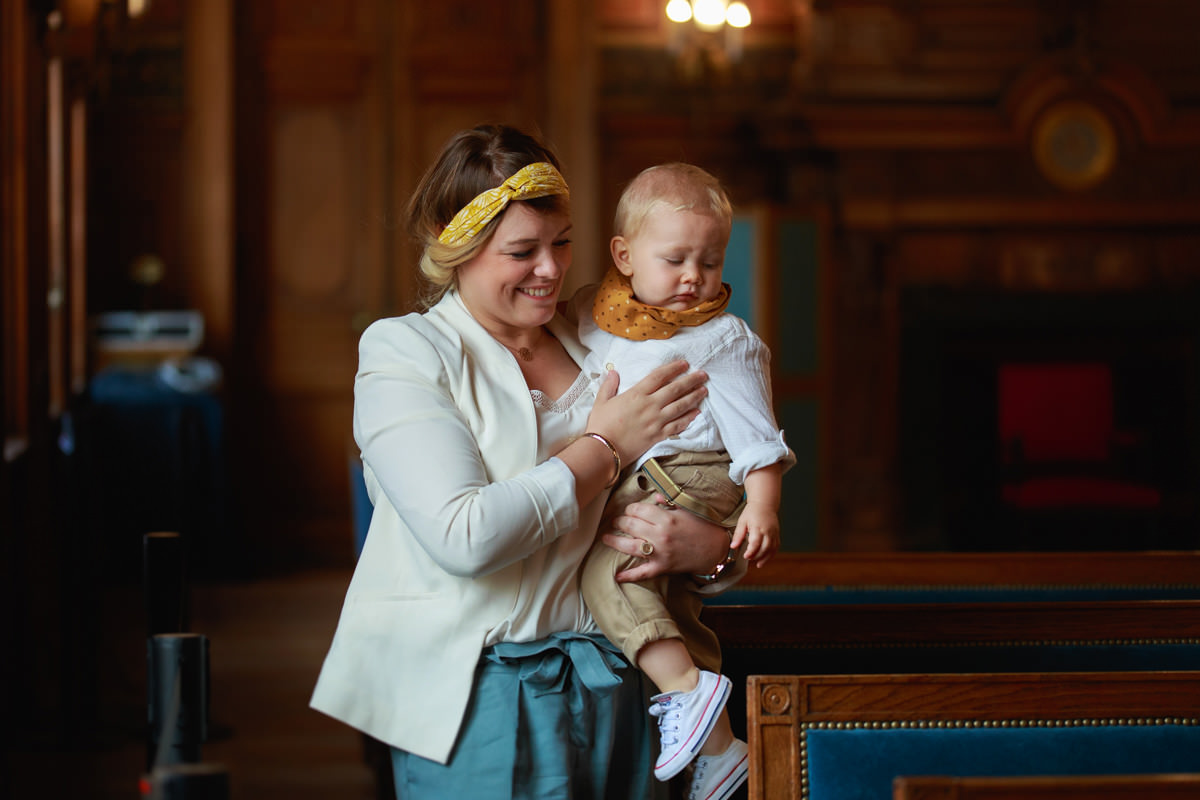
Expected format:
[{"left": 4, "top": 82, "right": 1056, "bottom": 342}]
[{"left": 437, "top": 162, "right": 570, "bottom": 246}]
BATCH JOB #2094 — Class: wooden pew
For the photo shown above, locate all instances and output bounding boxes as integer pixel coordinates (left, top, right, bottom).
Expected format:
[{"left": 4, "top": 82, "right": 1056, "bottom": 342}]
[
  {"left": 746, "top": 671, "right": 1200, "bottom": 800},
  {"left": 717, "top": 551, "right": 1200, "bottom": 605},
  {"left": 703, "top": 599, "right": 1200, "bottom": 739},
  {"left": 709, "top": 554, "right": 1200, "bottom": 796},
  {"left": 892, "top": 773, "right": 1200, "bottom": 800},
  {"left": 740, "top": 552, "right": 1200, "bottom": 588},
  {"left": 705, "top": 600, "right": 1200, "bottom": 650}
]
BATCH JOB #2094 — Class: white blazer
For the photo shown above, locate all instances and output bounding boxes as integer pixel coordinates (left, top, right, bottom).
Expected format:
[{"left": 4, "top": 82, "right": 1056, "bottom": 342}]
[{"left": 310, "top": 291, "right": 594, "bottom": 764}]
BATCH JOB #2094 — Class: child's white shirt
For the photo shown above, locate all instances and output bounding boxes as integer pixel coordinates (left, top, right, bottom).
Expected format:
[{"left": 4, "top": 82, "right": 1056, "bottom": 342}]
[{"left": 574, "top": 284, "right": 793, "bottom": 485}]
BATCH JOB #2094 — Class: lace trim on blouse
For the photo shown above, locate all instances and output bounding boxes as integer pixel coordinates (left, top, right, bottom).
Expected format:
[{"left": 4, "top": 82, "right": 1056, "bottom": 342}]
[{"left": 529, "top": 370, "right": 595, "bottom": 414}]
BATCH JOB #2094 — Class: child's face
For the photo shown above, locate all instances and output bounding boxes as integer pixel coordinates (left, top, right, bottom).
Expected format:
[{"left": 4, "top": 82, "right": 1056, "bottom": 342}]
[{"left": 611, "top": 206, "right": 729, "bottom": 311}]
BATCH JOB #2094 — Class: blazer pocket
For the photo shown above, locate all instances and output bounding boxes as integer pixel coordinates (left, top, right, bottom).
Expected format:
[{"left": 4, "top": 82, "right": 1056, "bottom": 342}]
[{"left": 345, "top": 592, "right": 441, "bottom": 633}]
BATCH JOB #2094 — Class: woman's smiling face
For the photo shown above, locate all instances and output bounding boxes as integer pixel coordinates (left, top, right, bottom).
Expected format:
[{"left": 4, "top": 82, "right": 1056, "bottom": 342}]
[{"left": 456, "top": 202, "right": 573, "bottom": 339}]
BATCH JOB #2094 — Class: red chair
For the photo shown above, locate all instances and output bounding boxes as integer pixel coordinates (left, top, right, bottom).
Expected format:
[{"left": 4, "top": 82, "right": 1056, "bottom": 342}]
[{"left": 997, "top": 362, "right": 1161, "bottom": 511}]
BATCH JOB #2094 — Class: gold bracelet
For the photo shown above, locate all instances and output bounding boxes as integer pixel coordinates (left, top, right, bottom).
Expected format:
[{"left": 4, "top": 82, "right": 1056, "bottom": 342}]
[
  {"left": 695, "top": 529, "right": 737, "bottom": 583},
  {"left": 581, "top": 432, "right": 621, "bottom": 489},
  {"left": 695, "top": 550, "right": 738, "bottom": 583}
]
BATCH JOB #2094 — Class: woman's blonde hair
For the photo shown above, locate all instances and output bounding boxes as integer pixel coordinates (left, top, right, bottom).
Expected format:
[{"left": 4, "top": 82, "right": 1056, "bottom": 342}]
[
  {"left": 407, "top": 124, "right": 568, "bottom": 308},
  {"left": 613, "top": 162, "right": 732, "bottom": 241}
]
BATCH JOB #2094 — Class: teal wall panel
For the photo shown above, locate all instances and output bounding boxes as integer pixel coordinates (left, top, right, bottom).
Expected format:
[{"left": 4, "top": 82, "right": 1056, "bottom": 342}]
[
  {"left": 777, "top": 219, "right": 820, "bottom": 376},
  {"left": 778, "top": 397, "right": 819, "bottom": 552},
  {"left": 725, "top": 215, "right": 757, "bottom": 328}
]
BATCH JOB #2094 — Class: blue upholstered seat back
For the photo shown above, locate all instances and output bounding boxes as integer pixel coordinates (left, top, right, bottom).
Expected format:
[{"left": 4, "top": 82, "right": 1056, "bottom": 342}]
[{"left": 806, "top": 723, "right": 1200, "bottom": 800}]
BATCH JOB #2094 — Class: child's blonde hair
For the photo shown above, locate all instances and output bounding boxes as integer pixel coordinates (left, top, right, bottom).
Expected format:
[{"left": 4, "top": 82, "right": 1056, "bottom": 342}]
[{"left": 613, "top": 162, "right": 732, "bottom": 240}]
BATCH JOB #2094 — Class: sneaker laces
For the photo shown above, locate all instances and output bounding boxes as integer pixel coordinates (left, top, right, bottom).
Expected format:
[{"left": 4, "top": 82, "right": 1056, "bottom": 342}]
[
  {"left": 650, "top": 695, "right": 684, "bottom": 747},
  {"left": 687, "top": 760, "right": 709, "bottom": 799}
]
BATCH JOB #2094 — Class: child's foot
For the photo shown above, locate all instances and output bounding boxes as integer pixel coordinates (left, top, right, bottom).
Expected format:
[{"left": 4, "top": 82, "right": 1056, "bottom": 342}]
[
  {"left": 649, "top": 670, "right": 731, "bottom": 780},
  {"left": 687, "top": 738, "right": 749, "bottom": 800}
]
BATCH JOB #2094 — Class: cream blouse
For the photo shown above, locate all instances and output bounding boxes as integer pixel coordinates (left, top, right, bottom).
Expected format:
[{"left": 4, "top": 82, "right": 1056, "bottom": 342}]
[{"left": 483, "top": 369, "right": 606, "bottom": 646}]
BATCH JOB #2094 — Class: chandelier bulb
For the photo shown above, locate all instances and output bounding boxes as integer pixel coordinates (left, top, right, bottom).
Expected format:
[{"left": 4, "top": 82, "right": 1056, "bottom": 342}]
[
  {"left": 665, "top": 0, "right": 693, "bottom": 24},
  {"left": 726, "top": 1, "right": 751, "bottom": 28}
]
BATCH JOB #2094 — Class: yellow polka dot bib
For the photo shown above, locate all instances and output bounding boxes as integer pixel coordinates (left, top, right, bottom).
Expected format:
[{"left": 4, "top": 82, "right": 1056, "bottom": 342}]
[{"left": 591, "top": 267, "right": 731, "bottom": 340}]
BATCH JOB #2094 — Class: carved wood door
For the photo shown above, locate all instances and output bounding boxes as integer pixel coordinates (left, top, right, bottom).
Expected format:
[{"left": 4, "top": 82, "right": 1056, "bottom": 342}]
[{"left": 235, "top": 0, "right": 548, "bottom": 563}]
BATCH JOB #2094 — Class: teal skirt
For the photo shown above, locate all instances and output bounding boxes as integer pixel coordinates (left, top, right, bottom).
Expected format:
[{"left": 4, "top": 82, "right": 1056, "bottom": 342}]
[{"left": 391, "top": 632, "right": 660, "bottom": 800}]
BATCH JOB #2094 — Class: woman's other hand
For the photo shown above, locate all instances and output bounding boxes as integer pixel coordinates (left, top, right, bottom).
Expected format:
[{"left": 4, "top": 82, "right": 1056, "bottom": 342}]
[
  {"left": 586, "top": 360, "right": 707, "bottom": 467},
  {"left": 603, "top": 494, "right": 731, "bottom": 582}
]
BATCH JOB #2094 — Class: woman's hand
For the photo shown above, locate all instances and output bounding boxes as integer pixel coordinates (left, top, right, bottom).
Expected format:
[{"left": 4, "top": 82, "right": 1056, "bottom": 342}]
[
  {"left": 603, "top": 494, "right": 732, "bottom": 583},
  {"left": 586, "top": 361, "right": 707, "bottom": 468}
]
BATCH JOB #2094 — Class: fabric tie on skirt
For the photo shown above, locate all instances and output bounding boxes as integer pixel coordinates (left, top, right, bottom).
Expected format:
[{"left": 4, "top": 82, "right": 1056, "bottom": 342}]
[
  {"left": 484, "top": 631, "right": 627, "bottom": 697},
  {"left": 392, "top": 632, "right": 656, "bottom": 799}
]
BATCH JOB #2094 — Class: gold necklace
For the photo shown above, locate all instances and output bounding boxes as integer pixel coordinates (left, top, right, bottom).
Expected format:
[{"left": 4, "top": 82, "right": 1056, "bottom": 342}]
[
  {"left": 505, "top": 343, "right": 535, "bottom": 361},
  {"left": 500, "top": 330, "right": 543, "bottom": 362}
]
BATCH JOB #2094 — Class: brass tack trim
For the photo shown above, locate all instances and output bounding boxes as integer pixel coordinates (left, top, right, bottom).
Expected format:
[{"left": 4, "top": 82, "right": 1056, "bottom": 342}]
[
  {"left": 797, "top": 717, "right": 1199, "bottom": 799},
  {"left": 732, "top": 637, "right": 1200, "bottom": 651}
]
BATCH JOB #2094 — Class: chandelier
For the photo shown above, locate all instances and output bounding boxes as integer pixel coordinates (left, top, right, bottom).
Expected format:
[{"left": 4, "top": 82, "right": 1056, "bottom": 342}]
[
  {"left": 665, "top": 0, "right": 752, "bottom": 78},
  {"left": 666, "top": 0, "right": 752, "bottom": 31}
]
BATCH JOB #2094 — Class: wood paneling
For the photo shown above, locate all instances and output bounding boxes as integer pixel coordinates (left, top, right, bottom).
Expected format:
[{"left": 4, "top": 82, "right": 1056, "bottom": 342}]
[
  {"left": 236, "top": 0, "right": 383, "bottom": 563},
  {"left": 236, "top": 0, "right": 558, "bottom": 563},
  {"left": 597, "top": 0, "right": 1200, "bottom": 550},
  {"left": 3, "top": 0, "right": 32, "bottom": 448},
  {"left": 181, "top": 0, "right": 233, "bottom": 364},
  {"left": 41, "top": 0, "right": 1200, "bottom": 560}
]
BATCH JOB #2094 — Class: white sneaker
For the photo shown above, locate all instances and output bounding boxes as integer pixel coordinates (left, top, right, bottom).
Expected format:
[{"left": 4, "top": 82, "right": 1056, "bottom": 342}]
[
  {"left": 687, "top": 739, "right": 749, "bottom": 800},
  {"left": 649, "top": 670, "right": 732, "bottom": 781}
]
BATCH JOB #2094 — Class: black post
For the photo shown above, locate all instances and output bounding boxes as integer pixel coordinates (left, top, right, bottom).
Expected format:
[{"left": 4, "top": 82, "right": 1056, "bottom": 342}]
[
  {"left": 140, "top": 763, "right": 230, "bottom": 800},
  {"left": 147, "top": 633, "right": 209, "bottom": 769},
  {"left": 144, "top": 532, "right": 188, "bottom": 636}
]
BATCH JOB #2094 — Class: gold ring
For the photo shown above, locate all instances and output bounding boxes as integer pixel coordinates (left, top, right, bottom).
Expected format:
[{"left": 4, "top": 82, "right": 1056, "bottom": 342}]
[{"left": 639, "top": 541, "right": 654, "bottom": 557}]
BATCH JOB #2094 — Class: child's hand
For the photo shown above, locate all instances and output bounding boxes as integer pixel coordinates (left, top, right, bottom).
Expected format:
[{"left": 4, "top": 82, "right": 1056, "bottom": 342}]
[{"left": 734, "top": 503, "right": 780, "bottom": 569}]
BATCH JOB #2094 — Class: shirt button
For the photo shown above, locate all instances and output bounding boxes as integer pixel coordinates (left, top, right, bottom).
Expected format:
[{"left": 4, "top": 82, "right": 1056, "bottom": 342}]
[{"left": 605, "top": 362, "right": 615, "bottom": 371}]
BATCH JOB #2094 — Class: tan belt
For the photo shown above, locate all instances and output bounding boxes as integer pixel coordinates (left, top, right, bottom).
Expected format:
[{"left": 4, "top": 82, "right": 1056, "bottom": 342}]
[{"left": 638, "top": 457, "right": 745, "bottom": 529}]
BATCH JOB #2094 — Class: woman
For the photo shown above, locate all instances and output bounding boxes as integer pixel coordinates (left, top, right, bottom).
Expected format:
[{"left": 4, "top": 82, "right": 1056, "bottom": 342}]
[{"left": 310, "top": 124, "right": 742, "bottom": 799}]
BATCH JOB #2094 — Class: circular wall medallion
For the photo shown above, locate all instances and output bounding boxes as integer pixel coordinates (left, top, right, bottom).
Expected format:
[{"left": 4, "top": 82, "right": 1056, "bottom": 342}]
[{"left": 1032, "top": 101, "right": 1118, "bottom": 191}]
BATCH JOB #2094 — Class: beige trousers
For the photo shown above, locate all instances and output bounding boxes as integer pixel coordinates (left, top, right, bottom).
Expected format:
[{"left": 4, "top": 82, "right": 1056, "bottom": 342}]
[{"left": 580, "top": 450, "right": 744, "bottom": 673}]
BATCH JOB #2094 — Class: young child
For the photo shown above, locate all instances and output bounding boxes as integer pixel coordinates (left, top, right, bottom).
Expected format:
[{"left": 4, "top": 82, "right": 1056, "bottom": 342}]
[{"left": 577, "top": 162, "right": 793, "bottom": 800}]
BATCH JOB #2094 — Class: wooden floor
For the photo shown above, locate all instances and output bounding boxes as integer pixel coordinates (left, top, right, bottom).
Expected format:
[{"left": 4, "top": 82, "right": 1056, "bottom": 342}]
[{"left": 8, "top": 567, "right": 381, "bottom": 799}]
